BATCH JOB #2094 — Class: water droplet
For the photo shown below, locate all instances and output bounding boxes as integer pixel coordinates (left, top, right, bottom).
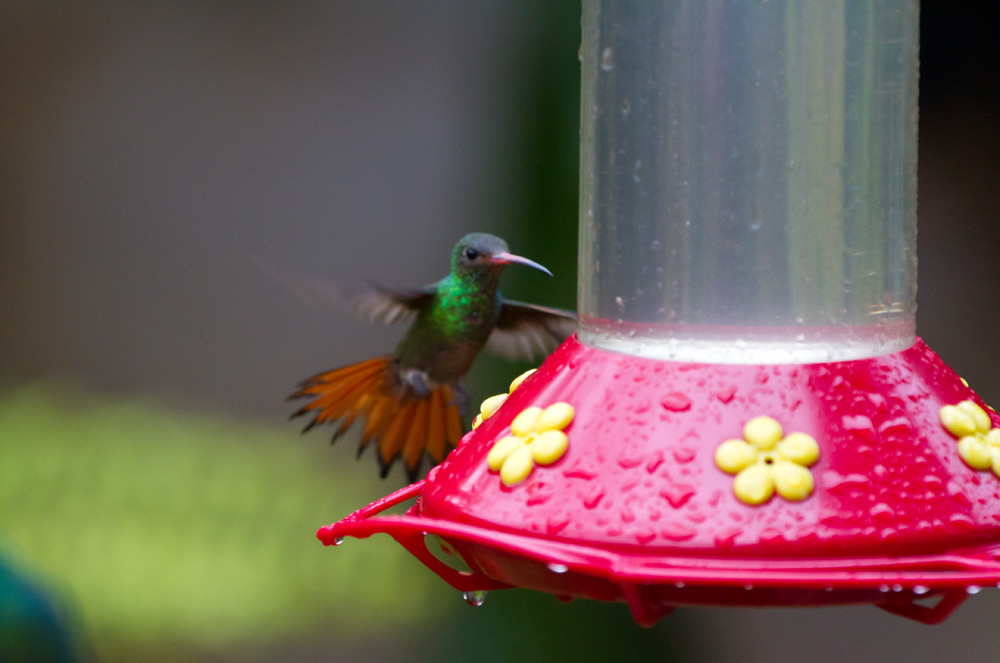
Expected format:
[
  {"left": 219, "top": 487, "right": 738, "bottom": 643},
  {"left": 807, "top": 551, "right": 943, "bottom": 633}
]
[
  {"left": 948, "top": 481, "right": 973, "bottom": 507},
  {"left": 660, "top": 484, "right": 695, "bottom": 508},
  {"left": 646, "top": 450, "right": 665, "bottom": 474},
  {"left": 583, "top": 488, "right": 605, "bottom": 509},
  {"left": 672, "top": 447, "right": 696, "bottom": 464},
  {"left": 634, "top": 528, "right": 656, "bottom": 545},
  {"left": 661, "top": 524, "right": 697, "bottom": 541},
  {"left": 630, "top": 399, "right": 651, "bottom": 415},
  {"left": 674, "top": 581, "right": 685, "bottom": 588},
  {"left": 547, "top": 563, "right": 569, "bottom": 574},
  {"left": 660, "top": 392, "right": 691, "bottom": 412},
  {"left": 878, "top": 584, "right": 890, "bottom": 593},
  {"left": 546, "top": 516, "right": 570, "bottom": 535},
  {"left": 600, "top": 46, "right": 614, "bottom": 71},
  {"left": 333, "top": 537, "right": 345, "bottom": 546},
  {"left": 715, "top": 529, "right": 739, "bottom": 548},
  {"left": 563, "top": 464, "right": 597, "bottom": 480},
  {"left": 913, "top": 585, "right": 930, "bottom": 595},
  {"left": 870, "top": 503, "right": 895, "bottom": 521},
  {"left": 463, "top": 590, "right": 488, "bottom": 606},
  {"left": 632, "top": 159, "right": 644, "bottom": 183},
  {"left": 841, "top": 414, "right": 876, "bottom": 443},
  {"left": 617, "top": 452, "right": 643, "bottom": 470},
  {"left": 525, "top": 481, "right": 555, "bottom": 506},
  {"left": 866, "top": 392, "right": 888, "bottom": 412},
  {"left": 966, "top": 585, "right": 982, "bottom": 595}
]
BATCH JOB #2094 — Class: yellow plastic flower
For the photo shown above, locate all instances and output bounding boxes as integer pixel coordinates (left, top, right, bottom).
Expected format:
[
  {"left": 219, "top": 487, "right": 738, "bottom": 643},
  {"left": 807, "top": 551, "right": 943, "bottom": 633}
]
[
  {"left": 471, "top": 369, "right": 537, "bottom": 430},
  {"left": 715, "top": 416, "right": 820, "bottom": 505},
  {"left": 941, "top": 400, "right": 1000, "bottom": 476},
  {"left": 471, "top": 368, "right": 572, "bottom": 485},
  {"left": 488, "top": 402, "right": 574, "bottom": 486}
]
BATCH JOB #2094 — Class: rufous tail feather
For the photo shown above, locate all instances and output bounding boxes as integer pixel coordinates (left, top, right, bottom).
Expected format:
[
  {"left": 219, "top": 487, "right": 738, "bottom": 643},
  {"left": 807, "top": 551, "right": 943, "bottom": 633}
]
[{"left": 289, "top": 356, "right": 463, "bottom": 480}]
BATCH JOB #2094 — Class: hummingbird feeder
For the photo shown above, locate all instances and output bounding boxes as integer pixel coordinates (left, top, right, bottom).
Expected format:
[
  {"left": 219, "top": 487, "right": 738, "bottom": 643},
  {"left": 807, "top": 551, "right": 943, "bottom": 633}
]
[{"left": 319, "top": 0, "right": 1000, "bottom": 625}]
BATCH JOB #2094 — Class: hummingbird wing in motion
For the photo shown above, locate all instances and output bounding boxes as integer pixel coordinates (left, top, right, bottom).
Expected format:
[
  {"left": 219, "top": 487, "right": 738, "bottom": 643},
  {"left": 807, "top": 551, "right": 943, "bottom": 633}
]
[
  {"left": 258, "top": 258, "right": 435, "bottom": 324},
  {"left": 292, "top": 278, "right": 437, "bottom": 325},
  {"left": 487, "top": 300, "right": 577, "bottom": 361}
]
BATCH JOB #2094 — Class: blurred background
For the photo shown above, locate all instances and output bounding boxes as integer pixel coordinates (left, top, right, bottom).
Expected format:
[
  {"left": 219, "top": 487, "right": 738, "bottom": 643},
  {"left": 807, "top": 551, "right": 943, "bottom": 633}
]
[{"left": 0, "top": 2, "right": 997, "bottom": 662}]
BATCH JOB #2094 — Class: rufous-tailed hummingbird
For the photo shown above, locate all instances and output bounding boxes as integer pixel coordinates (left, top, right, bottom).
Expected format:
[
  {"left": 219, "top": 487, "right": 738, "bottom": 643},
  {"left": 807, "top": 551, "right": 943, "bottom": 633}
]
[{"left": 288, "top": 233, "right": 576, "bottom": 480}]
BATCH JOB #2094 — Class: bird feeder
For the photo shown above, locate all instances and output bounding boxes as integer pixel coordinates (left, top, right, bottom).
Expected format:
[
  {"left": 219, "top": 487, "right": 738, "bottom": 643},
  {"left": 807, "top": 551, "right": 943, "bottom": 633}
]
[{"left": 319, "top": 0, "right": 1000, "bottom": 625}]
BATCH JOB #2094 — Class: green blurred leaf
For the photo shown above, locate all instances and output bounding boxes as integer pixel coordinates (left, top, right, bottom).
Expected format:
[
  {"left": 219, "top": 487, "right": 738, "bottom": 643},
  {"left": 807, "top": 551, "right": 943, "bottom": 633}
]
[{"left": 0, "top": 384, "right": 448, "bottom": 661}]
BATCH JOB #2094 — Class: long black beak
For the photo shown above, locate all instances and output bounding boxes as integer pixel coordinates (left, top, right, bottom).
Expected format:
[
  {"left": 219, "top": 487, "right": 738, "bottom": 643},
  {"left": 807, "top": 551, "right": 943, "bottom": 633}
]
[{"left": 491, "top": 251, "right": 553, "bottom": 276}]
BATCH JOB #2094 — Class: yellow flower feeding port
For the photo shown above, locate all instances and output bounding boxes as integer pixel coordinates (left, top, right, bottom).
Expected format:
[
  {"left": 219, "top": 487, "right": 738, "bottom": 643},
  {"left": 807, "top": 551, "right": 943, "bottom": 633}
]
[{"left": 715, "top": 416, "right": 820, "bottom": 505}]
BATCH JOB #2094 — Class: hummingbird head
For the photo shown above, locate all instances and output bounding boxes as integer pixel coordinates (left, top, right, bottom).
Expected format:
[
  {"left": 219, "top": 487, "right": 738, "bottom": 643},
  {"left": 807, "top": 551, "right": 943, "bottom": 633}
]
[{"left": 451, "top": 233, "right": 553, "bottom": 278}]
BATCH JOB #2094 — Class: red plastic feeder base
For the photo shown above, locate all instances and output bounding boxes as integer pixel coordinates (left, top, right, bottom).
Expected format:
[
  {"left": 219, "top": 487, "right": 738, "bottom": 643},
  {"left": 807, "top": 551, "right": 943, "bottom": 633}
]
[{"left": 319, "top": 335, "right": 1000, "bottom": 626}]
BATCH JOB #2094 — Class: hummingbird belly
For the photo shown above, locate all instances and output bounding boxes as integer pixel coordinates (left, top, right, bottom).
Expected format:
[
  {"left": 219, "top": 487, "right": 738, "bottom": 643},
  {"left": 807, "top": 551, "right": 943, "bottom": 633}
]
[{"left": 397, "top": 339, "right": 482, "bottom": 390}]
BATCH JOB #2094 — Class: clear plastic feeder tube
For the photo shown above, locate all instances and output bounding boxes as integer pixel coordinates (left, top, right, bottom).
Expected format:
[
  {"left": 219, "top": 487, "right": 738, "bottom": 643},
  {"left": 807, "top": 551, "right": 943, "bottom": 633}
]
[{"left": 578, "top": 0, "right": 919, "bottom": 363}]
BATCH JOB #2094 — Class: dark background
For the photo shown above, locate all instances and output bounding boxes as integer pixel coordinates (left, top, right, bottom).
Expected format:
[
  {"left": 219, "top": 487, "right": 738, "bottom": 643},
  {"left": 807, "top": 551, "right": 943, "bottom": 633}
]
[{"left": 1, "top": 2, "right": 998, "bottom": 661}]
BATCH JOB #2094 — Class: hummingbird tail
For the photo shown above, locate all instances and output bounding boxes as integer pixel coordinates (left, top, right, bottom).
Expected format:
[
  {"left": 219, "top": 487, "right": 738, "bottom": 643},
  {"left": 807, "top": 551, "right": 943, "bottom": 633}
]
[{"left": 289, "top": 357, "right": 463, "bottom": 480}]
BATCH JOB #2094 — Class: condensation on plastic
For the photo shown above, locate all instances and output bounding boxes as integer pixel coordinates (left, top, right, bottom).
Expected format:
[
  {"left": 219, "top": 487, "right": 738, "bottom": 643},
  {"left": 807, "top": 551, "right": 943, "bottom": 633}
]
[{"left": 578, "top": 0, "right": 919, "bottom": 363}]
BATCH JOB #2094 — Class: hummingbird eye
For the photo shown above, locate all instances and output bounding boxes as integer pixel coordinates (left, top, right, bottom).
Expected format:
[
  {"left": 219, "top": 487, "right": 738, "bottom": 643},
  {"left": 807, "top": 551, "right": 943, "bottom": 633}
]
[{"left": 464, "top": 248, "right": 479, "bottom": 261}]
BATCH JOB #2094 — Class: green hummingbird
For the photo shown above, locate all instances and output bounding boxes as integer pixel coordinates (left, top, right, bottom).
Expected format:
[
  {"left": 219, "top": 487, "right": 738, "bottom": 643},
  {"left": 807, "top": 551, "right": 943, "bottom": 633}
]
[{"left": 289, "top": 233, "right": 576, "bottom": 480}]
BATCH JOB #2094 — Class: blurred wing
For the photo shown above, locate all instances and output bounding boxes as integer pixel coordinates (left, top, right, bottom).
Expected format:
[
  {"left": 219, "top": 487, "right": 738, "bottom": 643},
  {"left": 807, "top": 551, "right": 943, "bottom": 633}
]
[
  {"left": 259, "top": 259, "right": 436, "bottom": 324},
  {"left": 486, "top": 300, "right": 577, "bottom": 361},
  {"left": 321, "top": 280, "right": 436, "bottom": 325}
]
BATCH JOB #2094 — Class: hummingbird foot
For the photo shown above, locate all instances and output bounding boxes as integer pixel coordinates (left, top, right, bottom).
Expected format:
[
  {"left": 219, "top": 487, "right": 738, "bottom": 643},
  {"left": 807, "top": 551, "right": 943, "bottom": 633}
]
[{"left": 399, "top": 368, "right": 433, "bottom": 400}]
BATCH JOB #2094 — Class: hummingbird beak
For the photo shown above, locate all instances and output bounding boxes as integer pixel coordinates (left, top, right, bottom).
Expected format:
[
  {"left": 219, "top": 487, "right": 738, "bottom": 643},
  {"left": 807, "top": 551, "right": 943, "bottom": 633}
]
[{"left": 491, "top": 252, "right": 553, "bottom": 276}]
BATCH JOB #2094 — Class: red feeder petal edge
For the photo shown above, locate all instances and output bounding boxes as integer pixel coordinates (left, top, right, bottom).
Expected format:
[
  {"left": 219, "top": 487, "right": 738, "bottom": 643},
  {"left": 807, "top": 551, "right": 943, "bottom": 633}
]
[{"left": 318, "top": 335, "right": 1000, "bottom": 626}]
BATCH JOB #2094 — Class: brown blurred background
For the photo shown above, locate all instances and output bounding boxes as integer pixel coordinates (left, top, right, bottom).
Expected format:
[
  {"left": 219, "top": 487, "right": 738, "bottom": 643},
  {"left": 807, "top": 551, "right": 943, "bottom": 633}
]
[{"left": 1, "top": 2, "right": 998, "bottom": 662}]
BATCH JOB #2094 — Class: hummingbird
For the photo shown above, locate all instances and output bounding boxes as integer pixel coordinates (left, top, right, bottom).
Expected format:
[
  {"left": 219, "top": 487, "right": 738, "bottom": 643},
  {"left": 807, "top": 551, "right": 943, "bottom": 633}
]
[{"left": 288, "top": 233, "right": 576, "bottom": 481}]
